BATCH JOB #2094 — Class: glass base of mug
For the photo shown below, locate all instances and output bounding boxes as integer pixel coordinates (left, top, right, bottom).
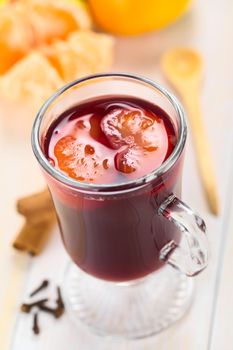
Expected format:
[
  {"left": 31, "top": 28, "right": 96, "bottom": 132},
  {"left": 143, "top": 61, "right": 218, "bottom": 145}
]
[{"left": 62, "top": 262, "right": 194, "bottom": 339}]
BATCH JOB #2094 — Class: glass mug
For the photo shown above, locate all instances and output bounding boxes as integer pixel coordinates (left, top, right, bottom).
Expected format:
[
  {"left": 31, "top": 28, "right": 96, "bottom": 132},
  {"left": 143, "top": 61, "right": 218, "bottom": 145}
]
[{"left": 32, "top": 73, "right": 208, "bottom": 338}]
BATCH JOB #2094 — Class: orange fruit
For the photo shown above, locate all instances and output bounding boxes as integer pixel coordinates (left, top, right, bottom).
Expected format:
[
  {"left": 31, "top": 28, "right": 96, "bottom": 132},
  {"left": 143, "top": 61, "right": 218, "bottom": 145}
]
[
  {"left": 0, "top": 4, "right": 34, "bottom": 74},
  {"left": 54, "top": 135, "right": 107, "bottom": 182},
  {"left": 0, "top": 0, "right": 92, "bottom": 75},
  {"left": 0, "top": 50, "right": 64, "bottom": 136},
  {"left": 88, "top": 0, "right": 191, "bottom": 35},
  {"left": 0, "top": 51, "right": 63, "bottom": 103},
  {"left": 101, "top": 108, "right": 160, "bottom": 150},
  {"left": 115, "top": 146, "right": 142, "bottom": 174},
  {"left": 44, "top": 30, "right": 114, "bottom": 82},
  {"left": 22, "top": 0, "right": 92, "bottom": 45}
]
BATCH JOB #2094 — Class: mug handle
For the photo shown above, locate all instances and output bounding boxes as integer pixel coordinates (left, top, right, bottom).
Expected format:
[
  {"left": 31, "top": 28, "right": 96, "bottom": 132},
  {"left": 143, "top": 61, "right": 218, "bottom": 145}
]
[{"left": 158, "top": 194, "right": 208, "bottom": 276}]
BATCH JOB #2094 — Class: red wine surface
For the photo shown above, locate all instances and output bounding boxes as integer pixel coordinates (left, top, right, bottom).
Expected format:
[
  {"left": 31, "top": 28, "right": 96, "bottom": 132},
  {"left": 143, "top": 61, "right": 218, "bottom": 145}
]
[{"left": 44, "top": 97, "right": 177, "bottom": 184}]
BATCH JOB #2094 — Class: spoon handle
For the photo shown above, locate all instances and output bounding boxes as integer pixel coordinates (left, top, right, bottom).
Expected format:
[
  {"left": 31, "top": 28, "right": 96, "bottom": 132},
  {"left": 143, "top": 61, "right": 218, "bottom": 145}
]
[{"left": 182, "top": 92, "right": 219, "bottom": 215}]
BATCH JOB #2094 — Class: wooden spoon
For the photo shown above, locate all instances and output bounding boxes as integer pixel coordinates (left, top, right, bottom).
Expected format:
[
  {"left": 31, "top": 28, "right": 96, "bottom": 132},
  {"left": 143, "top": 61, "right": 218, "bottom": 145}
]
[{"left": 162, "top": 48, "right": 219, "bottom": 215}]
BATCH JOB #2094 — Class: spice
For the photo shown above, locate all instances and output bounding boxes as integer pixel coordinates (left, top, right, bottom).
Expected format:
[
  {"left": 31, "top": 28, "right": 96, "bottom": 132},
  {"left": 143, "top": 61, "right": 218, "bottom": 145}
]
[
  {"left": 13, "top": 188, "right": 56, "bottom": 255},
  {"left": 21, "top": 298, "right": 48, "bottom": 313},
  {"left": 32, "top": 313, "right": 40, "bottom": 335},
  {"left": 20, "top": 280, "right": 65, "bottom": 335},
  {"left": 38, "top": 304, "right": 64, "bottom": 319},
  {"left": 13, "top": 220, "right": 55, "bottom": 256},
  {"left": 30, "top": 280, "right": 49, "bottom": 297},
  {"left": 38, "top": 287, "right": 65, "bottom": 319},
  {"left": 56, "top": 286, "right": 64, "bottom": 309},
  {"left": 17, "top": 189, "right": 55, "bottom": 223}
]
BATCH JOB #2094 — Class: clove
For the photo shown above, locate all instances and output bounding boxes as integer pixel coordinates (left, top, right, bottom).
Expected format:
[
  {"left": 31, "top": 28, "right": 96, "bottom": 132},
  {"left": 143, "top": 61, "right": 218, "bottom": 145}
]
[
  {"left": 32, "top": 313, "right": 40, "bottom": 335},
  {"left": 21, "top": 298, "right": 48, "bottom": 313},
  {"left": 39, "top": 304, "right": 64, "bottom": 319},
  {"left": 38, "top": 286, "right": 65, "bottom": 319},
  {"left": 56, "top": 286, "right": 64, "bottom": 309},
  {"left": 20, "top": 281, "right": 65, "bottom": 336},
  {"left": 30, "top": 280, "right": 49, "bottom": 297}
]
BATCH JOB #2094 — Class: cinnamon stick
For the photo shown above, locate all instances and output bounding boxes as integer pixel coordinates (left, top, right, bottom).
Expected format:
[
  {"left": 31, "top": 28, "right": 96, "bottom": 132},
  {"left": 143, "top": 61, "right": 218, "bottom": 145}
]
[
  {"left": 17, "top": 189, "right": 54, "bottom": 223},
  {"left": 13, "top": 188, "right": 56, "bottom": 255},
  {"left": 13, "top": 218, "right": 55, "bottom": 255}
]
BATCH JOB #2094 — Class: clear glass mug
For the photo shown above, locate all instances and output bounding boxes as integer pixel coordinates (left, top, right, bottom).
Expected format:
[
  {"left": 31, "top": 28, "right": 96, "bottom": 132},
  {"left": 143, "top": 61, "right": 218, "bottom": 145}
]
[{"left": 32, "top": 73, "right": 208, "bottom": 339}]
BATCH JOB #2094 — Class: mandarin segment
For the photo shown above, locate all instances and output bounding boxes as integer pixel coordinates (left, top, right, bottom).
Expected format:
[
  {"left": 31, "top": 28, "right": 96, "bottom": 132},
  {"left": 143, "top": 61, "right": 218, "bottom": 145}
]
[
  {"left": 68, "top": 30, "right": 113, "bottom": 71},
  {"left": 101, "top": 107, "right": 167, "bottom": 174},
  {"left": 0, "top": 4, "right": 34, "bottom": 74},
  {"left": 20, "top": 0, "right": 92, "bottom": 44},
  {"left": 54, "top": 135, "right": 107, "bottom": 182},
  {"left": 101, "top": 108, "right": 160, "bottom": 150},
  {"left": 0, "top": 0, "right": 92, "bottom": 75},
  {"left": 44, "top": 30, "right": 114, "bottom": 82},
  {"left": 115, "top": 146, "right": 142, "bottom": 174},
  {"left": 0, "top": 51, "right": 63, "bottom": 105}
]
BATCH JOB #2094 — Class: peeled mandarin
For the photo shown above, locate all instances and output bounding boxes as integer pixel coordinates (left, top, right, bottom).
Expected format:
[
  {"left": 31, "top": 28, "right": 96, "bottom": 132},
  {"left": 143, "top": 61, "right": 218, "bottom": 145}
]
[
  {"left": 0, "top": 5, "right": 34, "bottom": 74},
  {"left": 0, "top": 0, "right": 92, "bottom": 75},
  {"left": 115, "top": 146, "right": 142, "bottom": 174},
  {"left": 21, "top": 0, "right": 92, "bottom": 45},
  {"left": 101, "top": 108, "right": 159, "bottom": 150},
  {"left": 0, "top": 51, "right": 63, "bottom": 103},
  {"left": 43, "top": 30, "right": 114, "bottom": 82},
  {"left": 54, "top": 135, "right": 106, "bottom": 182}
]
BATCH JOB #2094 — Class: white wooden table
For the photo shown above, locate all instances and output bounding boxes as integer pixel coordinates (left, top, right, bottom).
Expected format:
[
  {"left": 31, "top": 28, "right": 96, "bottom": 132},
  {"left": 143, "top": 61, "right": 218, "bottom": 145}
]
[{"left": 1, "top": 0, "right": 233, "bottom": 348}]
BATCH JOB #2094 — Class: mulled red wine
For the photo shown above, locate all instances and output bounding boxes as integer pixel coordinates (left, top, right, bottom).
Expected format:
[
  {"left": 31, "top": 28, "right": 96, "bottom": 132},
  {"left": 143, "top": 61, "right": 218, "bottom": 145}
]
[{"left": 44, "top": 96, "right": 182, "bottom": 281}]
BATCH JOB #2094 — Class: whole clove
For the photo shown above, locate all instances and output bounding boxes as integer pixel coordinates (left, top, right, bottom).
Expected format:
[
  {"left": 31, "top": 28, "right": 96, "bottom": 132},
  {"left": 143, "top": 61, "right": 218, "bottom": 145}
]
[
  {"left": 20, "top": 281, "right": 65, "bottom": 336},
  {"left": 56, "top": 286, "right": 64, "bottom": 309},
  {"left": 38, "top": 304, "right": 64, "bottom": 319},
  {"left": 30, "top": 280, "right": 49, "bottom": 297},
  {"left": 21, "top": 298, "right": 48, "bottom": 313},
  {"left": 32, "top": 313, "right": 40, "bottom": 335},
  {"left": 38, "top": 286, "right": 65, "bottom": 319}
]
